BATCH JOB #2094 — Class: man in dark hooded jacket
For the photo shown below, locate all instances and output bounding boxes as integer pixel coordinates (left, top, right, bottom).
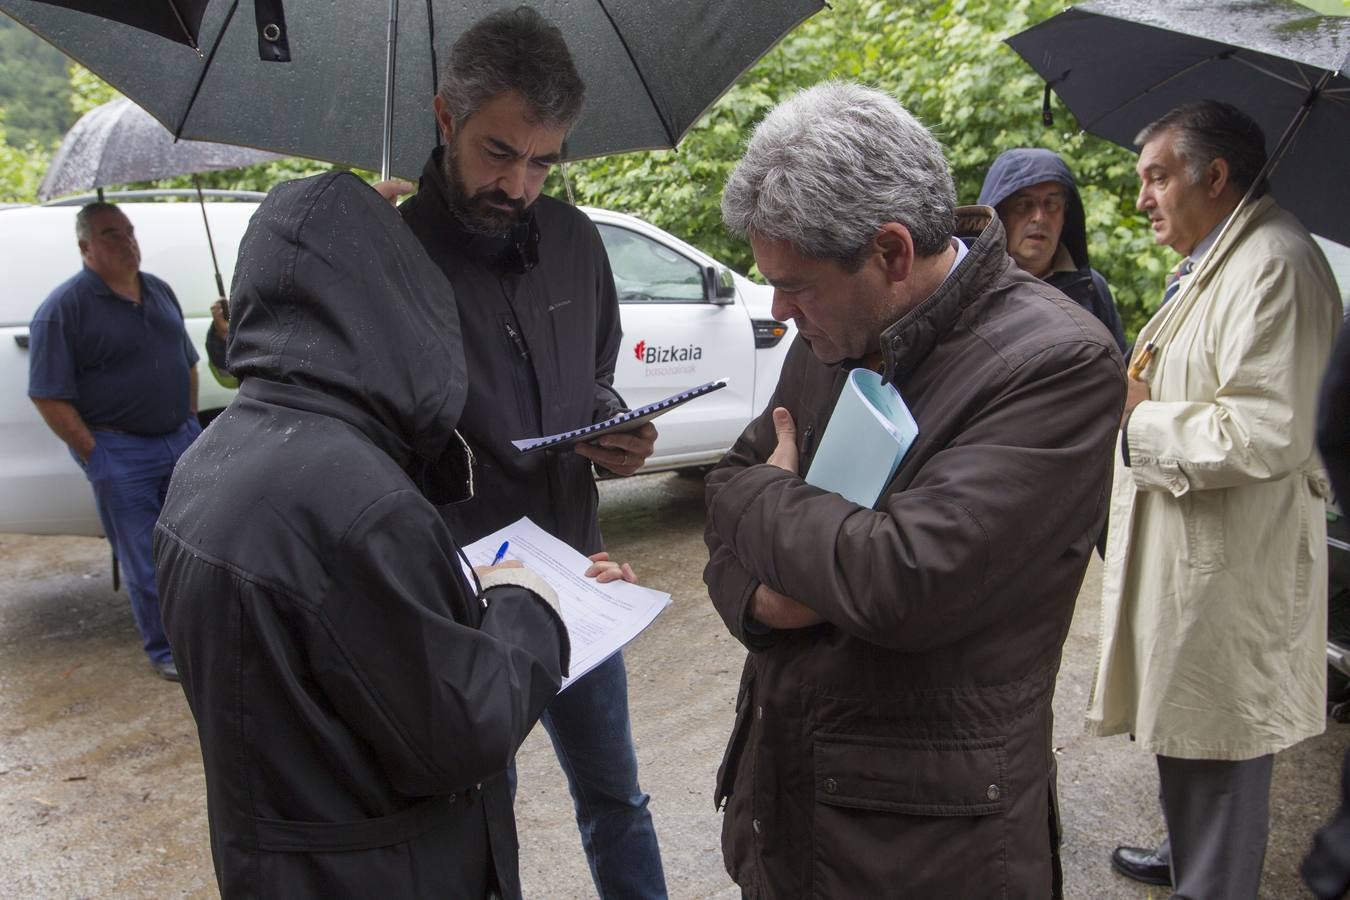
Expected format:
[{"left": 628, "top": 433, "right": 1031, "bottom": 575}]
[
  {"left": 153, "top": 171, "right": 569, "bottom": 898},
  {"left": 979, "top": 148, "right": 1127, "bottom": 353}
]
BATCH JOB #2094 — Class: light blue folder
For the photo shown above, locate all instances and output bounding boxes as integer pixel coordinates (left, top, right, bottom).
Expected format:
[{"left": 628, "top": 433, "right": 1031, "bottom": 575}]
[{"left": 804, "top": 368, "right": 918, "bottom": 507}]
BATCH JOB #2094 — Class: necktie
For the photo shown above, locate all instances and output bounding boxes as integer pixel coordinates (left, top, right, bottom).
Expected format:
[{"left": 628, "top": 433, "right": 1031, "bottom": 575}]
[{"left": 1160, "top": 257, "right": 1193, "bottom": 307}]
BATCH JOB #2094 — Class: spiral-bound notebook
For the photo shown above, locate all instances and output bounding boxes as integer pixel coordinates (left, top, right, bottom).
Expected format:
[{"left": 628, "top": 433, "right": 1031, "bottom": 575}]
[{"left": 511, "top": 378, "right": 729, "bottom": 453}]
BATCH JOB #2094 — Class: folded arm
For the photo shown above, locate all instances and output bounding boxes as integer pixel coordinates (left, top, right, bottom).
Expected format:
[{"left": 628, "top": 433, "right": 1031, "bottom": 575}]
[{"left": 706, "top": 341, "right": 1123, "bottom": 652}]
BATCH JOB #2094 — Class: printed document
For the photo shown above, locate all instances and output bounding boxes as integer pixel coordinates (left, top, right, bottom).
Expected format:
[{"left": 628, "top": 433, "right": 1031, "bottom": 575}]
[{"left": 462, "top": 517, "right": 672, "bottom": 690}]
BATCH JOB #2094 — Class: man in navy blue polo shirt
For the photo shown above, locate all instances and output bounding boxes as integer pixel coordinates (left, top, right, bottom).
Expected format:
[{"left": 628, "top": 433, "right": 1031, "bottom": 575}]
[{"left": 28, "top": 202, "right": 201, "bottom": 681}]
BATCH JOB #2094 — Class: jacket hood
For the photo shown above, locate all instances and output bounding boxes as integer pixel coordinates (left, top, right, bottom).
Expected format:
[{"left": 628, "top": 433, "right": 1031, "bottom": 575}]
[
  {"left": 227, "top": 171, "right": 467, "bottom": 467},
  {"left": 977, "top": 148, "right": 1090, "bottom": 271}
]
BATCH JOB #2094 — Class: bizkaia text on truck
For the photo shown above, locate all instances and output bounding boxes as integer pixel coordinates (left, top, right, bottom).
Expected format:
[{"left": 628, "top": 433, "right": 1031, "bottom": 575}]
[{"left": 634, "top": 340, "right": 704, "bottom": 364}]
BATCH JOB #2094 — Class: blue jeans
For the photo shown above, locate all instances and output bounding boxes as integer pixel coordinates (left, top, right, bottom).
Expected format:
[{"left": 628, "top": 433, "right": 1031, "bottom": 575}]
[
  {"left": 538, "top": 651, "right": 667, "bottom": 899},
  {"left": 74, "top": 418, "right": 200, "bottom": 665}
]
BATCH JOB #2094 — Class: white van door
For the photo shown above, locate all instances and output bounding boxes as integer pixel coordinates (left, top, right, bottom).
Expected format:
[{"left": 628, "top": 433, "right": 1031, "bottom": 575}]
[
  {"left": 0, "top": 207, "right": 103, "bottom": 535},
  {"left": 596, "top": 221, "right": 756, "bottom": 465}
]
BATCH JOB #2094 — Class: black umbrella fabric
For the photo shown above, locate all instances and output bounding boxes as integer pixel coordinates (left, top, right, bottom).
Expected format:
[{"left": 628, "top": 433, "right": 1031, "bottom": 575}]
[
  {"left": 0, "top": 0, "right": 824, "bottom": 178},
  {"left": 38, "top": 97, "right": 282, "bottom": 200},
  {"left": 1007, "top": 0, "right": 1350, "bottom": 244},
  {"left": 22, "top": 0, "right": 210, "bottom": 48}
]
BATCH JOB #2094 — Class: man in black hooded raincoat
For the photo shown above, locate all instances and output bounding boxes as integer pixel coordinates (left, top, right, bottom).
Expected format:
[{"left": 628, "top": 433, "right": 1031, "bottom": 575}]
[
  {"left": 979, "top": 148, "right": 1127, "bottom": 354},
  {"left": 153, "top": 171, "right": 569, "bottom": 898}
]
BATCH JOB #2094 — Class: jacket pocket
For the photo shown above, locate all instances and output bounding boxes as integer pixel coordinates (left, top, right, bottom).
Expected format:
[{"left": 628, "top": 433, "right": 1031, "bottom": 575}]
[
  {"left": 498, "top": 312, "right": 536, "bottom": 419},
  {"left": 1180, "top": 489, "right": 1226, "bottom": 572},
  {"left": 810, "top": 733, "right": 1007, "bottom": 898},
  {"left": 252, "top": 794, "right": 461, "bottom": 852}
]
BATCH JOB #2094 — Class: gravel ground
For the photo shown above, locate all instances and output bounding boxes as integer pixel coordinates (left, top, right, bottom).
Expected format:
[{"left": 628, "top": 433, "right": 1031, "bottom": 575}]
[{"left": 1, "top": 471, "right": 1345, "bottom": 897}]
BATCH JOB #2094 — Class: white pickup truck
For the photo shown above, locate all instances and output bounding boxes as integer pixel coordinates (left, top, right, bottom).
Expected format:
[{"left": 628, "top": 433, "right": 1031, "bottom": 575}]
[{"left": 0, "top": 190, "right": 793, "bottom": 535}]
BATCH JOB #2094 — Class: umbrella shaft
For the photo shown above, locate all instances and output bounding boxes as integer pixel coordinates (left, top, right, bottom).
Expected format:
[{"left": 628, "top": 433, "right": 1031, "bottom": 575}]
[
  {"left": 1128, "top": 343, "right": 1154, "bottom": 380},
  {"left": 381, "top": 0, "right": 399, "bottom": 182}
]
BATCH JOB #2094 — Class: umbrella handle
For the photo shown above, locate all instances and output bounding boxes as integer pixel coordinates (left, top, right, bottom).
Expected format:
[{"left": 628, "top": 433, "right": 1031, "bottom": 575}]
[
  {"left": 194, "top": 176, "right": 227, "bottom": 309},
  {"left": 1128, "top": 342, "right": 1154, "bottom": 381}
]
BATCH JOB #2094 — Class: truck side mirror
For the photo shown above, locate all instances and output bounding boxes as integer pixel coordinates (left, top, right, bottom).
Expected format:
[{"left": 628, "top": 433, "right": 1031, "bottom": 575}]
[{"left": 703, "top": 266, "right": 736, "bottom": 305}]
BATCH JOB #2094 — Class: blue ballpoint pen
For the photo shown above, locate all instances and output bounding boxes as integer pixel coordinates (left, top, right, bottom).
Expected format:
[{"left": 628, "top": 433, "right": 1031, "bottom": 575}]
[{"left": 491, "top": 541, "right": 510, "bottom": 566}]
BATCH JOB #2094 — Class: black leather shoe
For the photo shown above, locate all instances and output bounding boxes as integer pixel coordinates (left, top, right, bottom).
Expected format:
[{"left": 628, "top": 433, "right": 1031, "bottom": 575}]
[
  {"left": 152, "top": 659, "right": 180, "bottom": 683},
  {"left": 1111, "top": 845, "right": 1172, "bottom": 886}
]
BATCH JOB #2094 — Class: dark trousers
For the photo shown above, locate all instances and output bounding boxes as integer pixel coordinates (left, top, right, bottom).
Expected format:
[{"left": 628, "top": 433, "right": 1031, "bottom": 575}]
[
  {"left": 75, "top": 418, "right": 200, "bottom": 664},
  {"left": 1156, "top": 753, "right": 1275, "bottom": 900},
  {"left": 509, "top": 652, "right": 667, "bottom": 899}
]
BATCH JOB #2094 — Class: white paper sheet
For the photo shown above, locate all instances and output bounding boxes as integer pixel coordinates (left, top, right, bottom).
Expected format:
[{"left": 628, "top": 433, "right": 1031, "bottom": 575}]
[{"left": 462, "top": 517, "right": 672, "bottom": 690}]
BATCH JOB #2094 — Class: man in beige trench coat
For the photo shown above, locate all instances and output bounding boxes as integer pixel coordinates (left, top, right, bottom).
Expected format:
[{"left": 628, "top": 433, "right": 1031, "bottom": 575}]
[{"left": 1087, "top": 100, "right": 1343, "bottom": 899}]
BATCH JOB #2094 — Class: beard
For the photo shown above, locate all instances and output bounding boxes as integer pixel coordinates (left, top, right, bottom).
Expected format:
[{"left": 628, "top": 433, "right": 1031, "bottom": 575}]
[{"left": 440, "top": 141, "right": 528, "bottom": 237}]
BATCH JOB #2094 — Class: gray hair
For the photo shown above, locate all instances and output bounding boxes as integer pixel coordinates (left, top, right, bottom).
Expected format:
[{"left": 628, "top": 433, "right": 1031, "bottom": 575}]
[
  {"left": 1135, "top": 100, "right": 1268, "bottom": 197},
  {"left": 437, "top": 6, "right": 584, "bottom": 132},
  {"left": 75, "top": 201, "right": 121, "bottom": 241},
  {"left": 722, "top": 82, "right": 955, "bottom": 266}
]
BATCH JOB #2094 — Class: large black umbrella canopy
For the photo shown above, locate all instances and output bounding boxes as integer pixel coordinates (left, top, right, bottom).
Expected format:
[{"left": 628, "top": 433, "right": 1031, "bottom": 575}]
[
  {"left": 0, "top": 0, "right": 824, "bottom": 178},
  {"left": 23, "top": 0, "right": 209, "bottom": 47},
  {"left": 1007, "top": 0, "right": 1350, "bottom": 244},
  {"left": 38, "top": 97, "right": 282, "bottom": 200}
]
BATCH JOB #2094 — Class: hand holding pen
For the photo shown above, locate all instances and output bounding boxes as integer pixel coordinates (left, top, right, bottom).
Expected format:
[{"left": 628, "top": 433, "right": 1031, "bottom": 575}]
[{"left": 473, "top": 541, "right": 521, "bottom": 577}]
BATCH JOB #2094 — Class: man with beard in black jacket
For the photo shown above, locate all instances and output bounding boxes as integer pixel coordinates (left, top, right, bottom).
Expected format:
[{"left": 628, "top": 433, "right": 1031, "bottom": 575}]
[
  {"left": 153, "top": 172, "right": 570, "bottom": 898},
  {"left": 380, "top": 8, "right": 667, "bottom": 898}
]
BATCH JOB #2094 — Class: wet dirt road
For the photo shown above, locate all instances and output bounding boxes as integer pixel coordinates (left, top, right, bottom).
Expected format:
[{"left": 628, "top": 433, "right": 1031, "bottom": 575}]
[{"left": 2, "top": 470, "right": 1346, "bottom": 898}]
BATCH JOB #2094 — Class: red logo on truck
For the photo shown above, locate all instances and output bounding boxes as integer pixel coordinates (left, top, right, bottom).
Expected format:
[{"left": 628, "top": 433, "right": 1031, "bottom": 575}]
[{"left": 633, "top": 340, "right": 646, "bottom": 361}]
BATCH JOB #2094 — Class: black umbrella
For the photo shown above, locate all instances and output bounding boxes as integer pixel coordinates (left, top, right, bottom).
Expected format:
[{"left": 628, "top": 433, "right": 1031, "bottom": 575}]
[
  {"left": 39, "top": 97, "right": 282, "bottom": 201},
  {"left": 22, "top": 0, "right": 210, "bottom": 48},
  {"left": 1007, "top": 0, "right": 1350, "bottom": 245},
  {"left": 1, "top": 0, "right": 824, "bottom": 179},
  {"left": 40, "top": 97, "right": 282, "bottom": 299}
]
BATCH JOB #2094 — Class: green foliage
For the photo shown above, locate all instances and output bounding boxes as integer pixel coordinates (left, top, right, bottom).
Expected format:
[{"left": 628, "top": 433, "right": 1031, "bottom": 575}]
[
  {"left": 557, "top": 0, "right": 1173, "bottom": 338},
  {"left": 68, "top": 64, "right": 120, "bottom": 116},
  {"left": 0, "top": 108, "right": 51, "bottom": 202},
  {"left": 0, "top": 17, "right": 71, "bottom": 146}
]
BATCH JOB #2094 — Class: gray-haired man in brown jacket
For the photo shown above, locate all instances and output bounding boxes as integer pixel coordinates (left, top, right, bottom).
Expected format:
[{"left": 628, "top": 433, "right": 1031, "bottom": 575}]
[{"left": 704, "top": 82, "right": 1125, "bottom": 898}]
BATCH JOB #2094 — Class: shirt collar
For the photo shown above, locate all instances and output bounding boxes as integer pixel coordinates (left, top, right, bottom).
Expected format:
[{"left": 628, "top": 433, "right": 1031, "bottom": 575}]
[
  {"left": 1189, "top": 217, "right": 1226, "bottom": 264},
  {"left": 80, "top": 264, "right": 142, "bottom": 302},
  {"left": 1048, "top": 243, "right": 1077, "bottom": 275},
  {"left": 939, "top": 236, "right": 969, "bottom": 289}
]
